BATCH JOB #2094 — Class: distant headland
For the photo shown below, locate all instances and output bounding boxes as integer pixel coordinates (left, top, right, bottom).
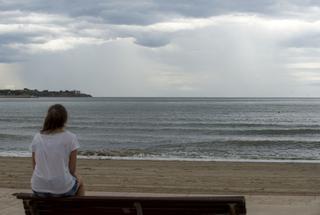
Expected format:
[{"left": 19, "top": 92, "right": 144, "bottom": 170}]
[{"left": 0, "top": 88, "right": 92, "bottom": 98}]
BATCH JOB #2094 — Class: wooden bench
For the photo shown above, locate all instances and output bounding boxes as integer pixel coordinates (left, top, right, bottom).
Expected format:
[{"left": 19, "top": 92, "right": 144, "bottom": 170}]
[{"left": 14, "top": 193, "right": 246, "bottom": 215}]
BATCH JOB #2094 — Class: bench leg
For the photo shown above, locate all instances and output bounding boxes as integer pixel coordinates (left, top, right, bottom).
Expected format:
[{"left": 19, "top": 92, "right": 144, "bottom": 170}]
[
  {"left": 229, "top": 203, "right": 237, "bottom": 215},
  {"left": 134, "top": 202, "right": 143, "bottom": 215}
]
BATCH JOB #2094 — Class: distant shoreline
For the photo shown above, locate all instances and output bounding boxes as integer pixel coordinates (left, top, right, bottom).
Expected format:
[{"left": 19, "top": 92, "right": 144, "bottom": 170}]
[
  {"left": 0, "top": 96, "right": 92, "bottom": 98},
  {"left": 0, "top": 88, "right": 92, "bottom": 97},
  {"left": 0, "top": 95, "right": 36, "bottom": 98}
]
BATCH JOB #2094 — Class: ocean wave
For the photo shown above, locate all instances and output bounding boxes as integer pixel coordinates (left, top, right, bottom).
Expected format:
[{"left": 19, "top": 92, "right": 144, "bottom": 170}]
[
  {"left": 78, "top": 149, "right": 157, "bottom": 157},
  {"left": 221, "top": 128, "right": 320, "bottom": 135},
  {"left": 0, "top": 117, "right": 41, "bottom": 123},
  {"left": 150, "top": 140, "right": 320, "bottom": 150},
  {"left": 17, "top": 125, "right": 41, "bottom": 129},
  {"left": 68, "top": 119, "right": 320, "bottom": 130},
  {"left": 68, "top": 125, "right": 320, "bottom": 134},
  {"left": 0, "top": 133, "right": 32, "bottom": 140},
  {"left": 70, "top": 122, "right": 320, "bottom": 129},
  {"left": 1, "top": 150, "right": 320, "bottom": 163},
  {"left": 75, "top": 139, "right": 320, "bottom": 160},
  {"left": 1, "top": 145, "right": 320, "bottom": 162}
]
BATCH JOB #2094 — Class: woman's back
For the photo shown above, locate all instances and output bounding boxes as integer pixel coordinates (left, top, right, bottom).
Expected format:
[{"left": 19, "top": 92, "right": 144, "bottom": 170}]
[{"left": 30, "top": 130, "right": 79, "bottom": 194}]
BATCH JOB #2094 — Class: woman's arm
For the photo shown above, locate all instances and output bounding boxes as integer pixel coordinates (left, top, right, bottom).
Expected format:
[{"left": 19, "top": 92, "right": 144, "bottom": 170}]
[
  {"left": 32, "top": 152, "right": 36, "bottom": 170},
  {"left": 69, "top": 150, "right": 77, "bottom": 176}
]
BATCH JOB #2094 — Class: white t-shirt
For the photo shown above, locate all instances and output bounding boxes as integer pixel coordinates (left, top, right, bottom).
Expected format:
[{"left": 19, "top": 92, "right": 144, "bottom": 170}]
[{"left": 30, "top": 130, "right": 80, "bottom": 194}]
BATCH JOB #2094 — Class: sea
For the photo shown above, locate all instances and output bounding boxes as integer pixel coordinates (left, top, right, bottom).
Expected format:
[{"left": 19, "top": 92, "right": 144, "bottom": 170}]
[{"left": 1, "top": 97, "right": 320, "bottom": 162}]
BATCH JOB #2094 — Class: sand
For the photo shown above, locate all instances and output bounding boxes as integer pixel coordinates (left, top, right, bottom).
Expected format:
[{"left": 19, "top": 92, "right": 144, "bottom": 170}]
[{"left": 0, "top": 157, "right": 320, "bottom": 214}]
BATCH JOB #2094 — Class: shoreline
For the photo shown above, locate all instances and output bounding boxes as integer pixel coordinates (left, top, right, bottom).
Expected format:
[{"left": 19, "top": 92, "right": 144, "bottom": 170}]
[{"left": 0, "top": 153, "right": 320, "bottom": 164}]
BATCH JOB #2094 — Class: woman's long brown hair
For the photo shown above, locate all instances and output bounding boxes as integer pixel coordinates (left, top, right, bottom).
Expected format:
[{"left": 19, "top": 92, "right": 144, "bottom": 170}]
[{"left": 41, "top": 104, "right": 68, "bottom": 134}]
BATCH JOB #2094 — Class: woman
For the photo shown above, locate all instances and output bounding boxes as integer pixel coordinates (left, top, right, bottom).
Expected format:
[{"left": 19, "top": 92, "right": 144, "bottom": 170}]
[{"left": 30, "top": 104, "right": 85, "bottom": 197}]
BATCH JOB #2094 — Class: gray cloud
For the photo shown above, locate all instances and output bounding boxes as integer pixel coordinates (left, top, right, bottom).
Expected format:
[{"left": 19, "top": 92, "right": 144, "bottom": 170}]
[
  {"left": 133, "top": 33, "right": 171, "bottom": 47},
  {"left": 2, "top": 0, "right": 320, "bottom": 23},
  {"left": 0, "top": 46, "right": 26, "bottom": 63},
  {"left": 2, "top": 1, "right": 320, "bottom": 96},
  {"left": 1, "top": 0, "right": 320, "bottom": 62},
  {"left": 284, "top": 32, "right": 320, "bottom": 48}
]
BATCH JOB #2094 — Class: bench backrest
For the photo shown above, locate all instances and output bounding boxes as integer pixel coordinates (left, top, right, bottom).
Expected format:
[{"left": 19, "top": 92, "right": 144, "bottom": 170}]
[{"left": 15, "top": 193, "right": 246, "bottom": 215}]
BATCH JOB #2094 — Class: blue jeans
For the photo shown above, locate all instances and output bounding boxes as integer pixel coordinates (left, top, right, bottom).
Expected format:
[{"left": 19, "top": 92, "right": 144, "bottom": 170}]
[{"left": 33, "top": 177, "right": 78, "bottom": 197}]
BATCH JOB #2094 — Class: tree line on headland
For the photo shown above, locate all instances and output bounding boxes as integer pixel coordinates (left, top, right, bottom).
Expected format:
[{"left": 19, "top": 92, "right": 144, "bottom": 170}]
[{"left": 0, "top": 88, "right": 92, "bottom": 97}]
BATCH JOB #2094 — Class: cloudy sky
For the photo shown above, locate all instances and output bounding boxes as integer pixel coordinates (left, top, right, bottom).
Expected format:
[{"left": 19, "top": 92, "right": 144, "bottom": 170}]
[{"left": 1, "top": 0, "right": 320, "bottom": 96}]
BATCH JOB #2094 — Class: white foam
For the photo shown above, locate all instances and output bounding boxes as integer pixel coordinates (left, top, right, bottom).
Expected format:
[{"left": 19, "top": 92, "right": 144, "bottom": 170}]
[
  {"left": 1, "top": 151, "right": 320, "bottom": 164},
  {"left": 0, "top": 151, "right": 31, "bottom": 157},
  {"left": 77, "top": 155, "right": 320, "bottom": 164}
]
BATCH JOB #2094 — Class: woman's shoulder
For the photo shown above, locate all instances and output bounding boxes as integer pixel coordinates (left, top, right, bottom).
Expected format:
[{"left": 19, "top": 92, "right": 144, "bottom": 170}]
[
  {"left": 31, "top": 132, "right": 42, "bottom": 146},
  {"left": 33, "top": 132, "right": 41, "bottom": 139},
  {"left": 63, "top": 130, "right": 78, "bottom": 139},
  {"left": 63, "top": 131, "right": 80, "bottom": 148}
]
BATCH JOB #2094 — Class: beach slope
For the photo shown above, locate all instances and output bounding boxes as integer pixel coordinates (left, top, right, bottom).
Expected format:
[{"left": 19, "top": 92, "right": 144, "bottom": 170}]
[{"left": 0, "top": 157, "right": 319, "bottom": 214}]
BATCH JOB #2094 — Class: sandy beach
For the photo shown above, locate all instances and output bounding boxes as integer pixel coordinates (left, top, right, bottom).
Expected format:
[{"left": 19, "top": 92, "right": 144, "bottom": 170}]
[{"left": 1, "top": 157, "right": 320, "bottom": 214}]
